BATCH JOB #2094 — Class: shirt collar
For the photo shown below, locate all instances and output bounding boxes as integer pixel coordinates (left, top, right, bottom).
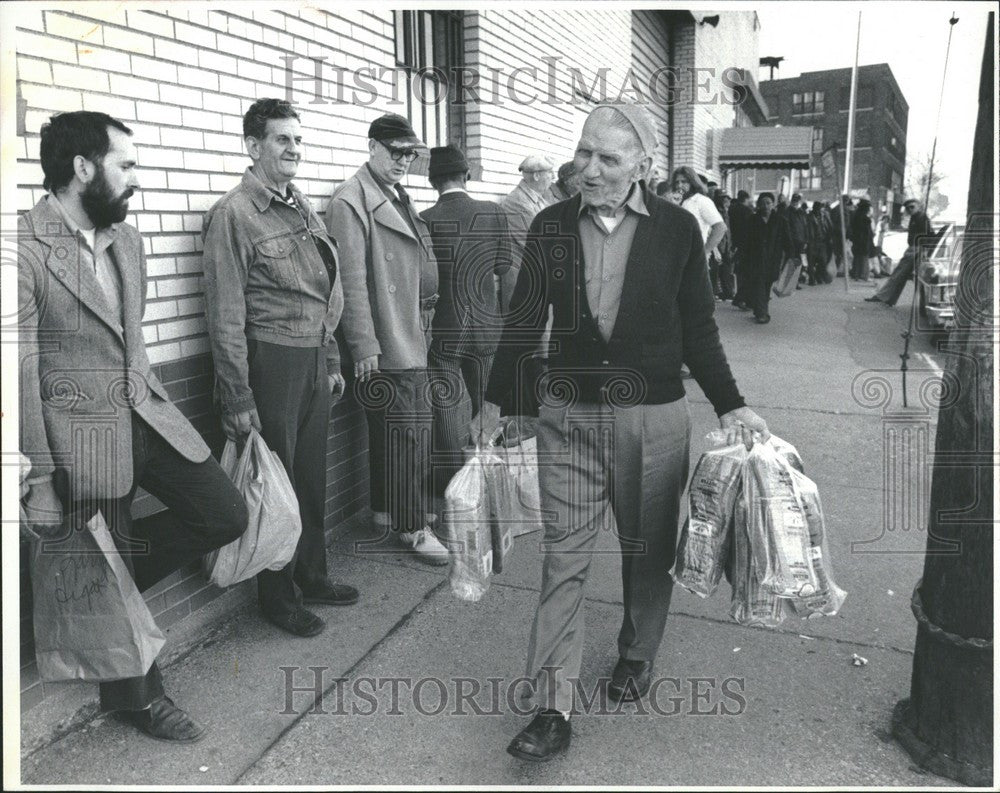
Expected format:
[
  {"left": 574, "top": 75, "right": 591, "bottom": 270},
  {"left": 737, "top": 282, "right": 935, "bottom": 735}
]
[
  {"left": 243, "top": 166, "right": 305, "bottom": 213},
  {"left": 577, "top": 182, "right": 649, "bottom": 220},
  {"left": 441, "top": 187, "right": 467, "bottom": 196}
]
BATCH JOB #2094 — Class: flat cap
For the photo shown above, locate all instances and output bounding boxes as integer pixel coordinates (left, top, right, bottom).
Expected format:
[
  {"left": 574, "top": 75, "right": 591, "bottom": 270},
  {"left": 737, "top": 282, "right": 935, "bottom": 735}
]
[
  {"left": 368, "top": 113, "right": 424, "bottom": 147},
  {"left": 518, "top": 155, "right": 554, "bottom": 173}
]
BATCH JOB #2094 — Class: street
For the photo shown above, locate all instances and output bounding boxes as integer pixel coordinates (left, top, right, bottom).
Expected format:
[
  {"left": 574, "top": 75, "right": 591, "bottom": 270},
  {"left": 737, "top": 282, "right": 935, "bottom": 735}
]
[{"left": 20, "top": 275, "right": 955, "bottom": 787}]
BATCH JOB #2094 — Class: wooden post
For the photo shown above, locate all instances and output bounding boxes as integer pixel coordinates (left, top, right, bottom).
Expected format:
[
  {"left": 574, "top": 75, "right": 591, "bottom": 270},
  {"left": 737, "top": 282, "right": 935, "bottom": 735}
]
[{"left": 891, "top": 13, "right": 994, "bottom": 786}]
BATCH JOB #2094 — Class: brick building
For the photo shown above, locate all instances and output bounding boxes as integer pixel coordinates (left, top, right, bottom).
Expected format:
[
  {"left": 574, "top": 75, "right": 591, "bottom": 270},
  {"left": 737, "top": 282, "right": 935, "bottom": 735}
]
[
  {"left": 12, "top": 6, "right": 767, "bottom": 710},
  {"left": 758, "top": 63, "right": 909, "bottom": 216}
]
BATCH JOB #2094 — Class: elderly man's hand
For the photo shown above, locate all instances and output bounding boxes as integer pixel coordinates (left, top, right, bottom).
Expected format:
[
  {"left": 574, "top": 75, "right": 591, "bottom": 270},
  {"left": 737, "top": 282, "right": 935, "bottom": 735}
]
[
  {"left": 720, "top": 406, "right": 770, "bottom": 450},
  {"left": 328, "top": 372, "right": 346, "bottom": 403},
  {"left": 22, "top": 480, "right": 64, "bottom": 538},
  {"left": 222, "top": 408, "right": 262, "bottom": 442},
  {"left": 469, "top": 401, "right": 503, "bottom": 449}
]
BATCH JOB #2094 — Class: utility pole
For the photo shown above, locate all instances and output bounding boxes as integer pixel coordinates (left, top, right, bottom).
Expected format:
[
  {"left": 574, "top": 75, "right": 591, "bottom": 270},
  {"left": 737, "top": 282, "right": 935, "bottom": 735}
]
[
  {"left": 841, "top": 11, "right": 862, "bottom": 290},
  {"left": 891, "top": 13, "right": 993, "bottom": 786}
]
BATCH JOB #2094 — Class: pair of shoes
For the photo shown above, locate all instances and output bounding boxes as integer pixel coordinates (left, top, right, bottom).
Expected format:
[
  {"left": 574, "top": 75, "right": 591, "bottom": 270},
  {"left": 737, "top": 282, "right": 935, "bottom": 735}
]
[
  {"left": 117, "top": 696, "right": 206, "bottom": 743},
  {"left": 755, "top": 315, "right": 771, "bottom": 324},
  {"left": 264, "top": 606, "right": 325, "bottom": 637},
  {"left": 507, "top": 709, "right": 571, "bottom": 761},
  {"left": 302, "top": 581, "right": 360, "bottom": 606},
  {"left": 400, "top": 527, "right": 450, "bottom": 566},
  {"left": 864, "top": 296, "right": 882, "bottom": 303},
  {"left": 608, "top": 658, "right": 654, "bottom": 703}
]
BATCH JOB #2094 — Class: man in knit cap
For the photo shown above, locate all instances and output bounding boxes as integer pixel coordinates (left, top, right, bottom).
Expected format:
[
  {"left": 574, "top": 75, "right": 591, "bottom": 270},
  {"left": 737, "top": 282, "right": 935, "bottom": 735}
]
[{"left": 473, "top": 103, "right": 769, "bottom": 761}]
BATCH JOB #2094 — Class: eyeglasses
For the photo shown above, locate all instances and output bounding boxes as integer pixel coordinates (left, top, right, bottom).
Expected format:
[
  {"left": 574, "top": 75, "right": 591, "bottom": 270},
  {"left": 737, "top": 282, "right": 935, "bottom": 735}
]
[{"left": 379, "top": 141, "right": 420, "bottom": 163}]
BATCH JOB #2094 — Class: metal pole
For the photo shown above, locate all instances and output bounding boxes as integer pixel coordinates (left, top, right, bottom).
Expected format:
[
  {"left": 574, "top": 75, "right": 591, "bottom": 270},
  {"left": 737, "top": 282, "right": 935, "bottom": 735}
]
[{"left": 841, "top": 10, "right": 862, "bottom": 291}]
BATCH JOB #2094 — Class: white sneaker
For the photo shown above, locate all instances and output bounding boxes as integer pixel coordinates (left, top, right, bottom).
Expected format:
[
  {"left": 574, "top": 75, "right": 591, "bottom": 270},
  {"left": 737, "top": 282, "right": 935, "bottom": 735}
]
[{"left": 400, "top": 527, "right": 450, "bottom": 566}]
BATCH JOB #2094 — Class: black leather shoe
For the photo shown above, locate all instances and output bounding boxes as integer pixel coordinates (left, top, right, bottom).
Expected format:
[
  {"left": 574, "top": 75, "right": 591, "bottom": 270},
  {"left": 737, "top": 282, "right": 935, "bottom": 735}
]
[
  {"left": 264, "top": 606, "right": 325, "bottom": 637},
  {"left": 607, "top": 658, "right": 653, "bottom": 703},
  {"left": 507, "top": 710, "right": 571, "bottom": 761},
  {"left": 118, "top": 696, "right": 206, "bottom": 743},
  {"left": 302, "top": 581, "right": 359, "bottom": 606}
]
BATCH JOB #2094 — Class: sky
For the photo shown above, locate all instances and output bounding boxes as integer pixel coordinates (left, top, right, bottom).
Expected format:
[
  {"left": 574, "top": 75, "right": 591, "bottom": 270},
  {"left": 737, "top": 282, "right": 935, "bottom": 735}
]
[{"left": 755, "top": 1, "right": 993, "bottom": 221}]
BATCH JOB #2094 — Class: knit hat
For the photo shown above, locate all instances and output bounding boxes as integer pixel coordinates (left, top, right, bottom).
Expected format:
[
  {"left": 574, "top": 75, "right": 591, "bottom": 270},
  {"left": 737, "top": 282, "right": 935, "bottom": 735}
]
[
  {"left": 593, "top": 102, "right": 658, "bottom": 157},
  {"left": 428, "top": 144, "right": 469, "bottom": 178}
]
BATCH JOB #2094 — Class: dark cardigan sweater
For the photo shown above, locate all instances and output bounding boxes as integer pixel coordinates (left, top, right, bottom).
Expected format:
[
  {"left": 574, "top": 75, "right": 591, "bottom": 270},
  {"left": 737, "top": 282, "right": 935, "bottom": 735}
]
[{"left": 484, "top": 186, "right": 745, "bottom": 417}]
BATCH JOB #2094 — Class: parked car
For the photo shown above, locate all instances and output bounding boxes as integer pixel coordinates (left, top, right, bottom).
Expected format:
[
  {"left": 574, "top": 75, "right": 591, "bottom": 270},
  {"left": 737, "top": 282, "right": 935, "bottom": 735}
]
[{"left": 917, "top": 222, "right": 963, "bottom": 330}]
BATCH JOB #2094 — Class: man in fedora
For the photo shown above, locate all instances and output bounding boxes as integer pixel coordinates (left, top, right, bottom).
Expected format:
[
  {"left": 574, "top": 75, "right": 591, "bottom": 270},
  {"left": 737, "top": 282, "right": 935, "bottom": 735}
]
[
  {"left": 420, "top": 144, "right": 511, "bottom": 493},
  {"left": 326, "top": 114, "right": 447, "bottom": 564}
]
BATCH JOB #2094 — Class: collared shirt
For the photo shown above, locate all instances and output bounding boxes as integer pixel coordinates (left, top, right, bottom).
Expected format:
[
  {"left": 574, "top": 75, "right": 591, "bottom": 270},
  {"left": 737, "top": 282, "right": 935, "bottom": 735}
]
[
  {"left": 48, "top": 193, "right": 123, "bottom": 329},
  {"left": 577, "top": 184, "right": 649, "bottom": 342}
]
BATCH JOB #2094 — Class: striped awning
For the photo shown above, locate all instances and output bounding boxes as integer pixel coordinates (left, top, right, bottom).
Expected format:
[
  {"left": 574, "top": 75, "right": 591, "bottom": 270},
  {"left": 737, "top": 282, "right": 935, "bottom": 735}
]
[{"left": 718, "top": 126, "right": 814, "bottom": 168}]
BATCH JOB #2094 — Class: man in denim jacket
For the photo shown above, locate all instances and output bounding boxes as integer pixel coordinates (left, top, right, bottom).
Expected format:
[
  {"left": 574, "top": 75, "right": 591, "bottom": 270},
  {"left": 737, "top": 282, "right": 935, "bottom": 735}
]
[{"left": 202, "top": 98, "right": 358, "bottom": 638}]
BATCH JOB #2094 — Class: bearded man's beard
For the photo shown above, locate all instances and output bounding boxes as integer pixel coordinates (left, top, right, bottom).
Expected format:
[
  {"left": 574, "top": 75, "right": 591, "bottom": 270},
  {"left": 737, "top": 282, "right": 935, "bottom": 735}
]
[{"left": 81, "top": 166, "right": 133, "bottom": 228}]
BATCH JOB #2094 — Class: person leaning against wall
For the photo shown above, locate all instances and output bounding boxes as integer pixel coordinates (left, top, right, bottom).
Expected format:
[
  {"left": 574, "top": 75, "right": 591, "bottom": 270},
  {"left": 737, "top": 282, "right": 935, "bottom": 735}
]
[{"left": 201, "top": 98, "right": 359, "bottom": 639}]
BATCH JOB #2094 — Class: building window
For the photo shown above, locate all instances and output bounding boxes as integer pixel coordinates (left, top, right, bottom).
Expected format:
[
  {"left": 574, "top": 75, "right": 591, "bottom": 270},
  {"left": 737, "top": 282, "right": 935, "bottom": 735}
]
[
  {"left": 812, "top": 127, "right": 824, "bottom": 153},
  {"left": 393, "top": 10, "right": 465, "bottom": 151},
  {"left": 793, "top": 90, "right": 824, "bottom": 115},
  {"left": 795, "top": 165, "right": 823, "bottom": 191}
]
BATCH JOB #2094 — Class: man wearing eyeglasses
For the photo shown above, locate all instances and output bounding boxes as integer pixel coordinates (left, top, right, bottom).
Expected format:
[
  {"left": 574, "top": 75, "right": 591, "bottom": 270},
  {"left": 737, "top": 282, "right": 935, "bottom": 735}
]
[{"left": 326, "top": 113, "right": 447, "bottom": 565}]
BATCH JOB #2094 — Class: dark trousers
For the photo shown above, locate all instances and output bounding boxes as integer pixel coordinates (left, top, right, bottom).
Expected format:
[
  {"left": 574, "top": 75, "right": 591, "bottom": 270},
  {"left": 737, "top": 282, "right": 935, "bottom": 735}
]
[
  {"left": 850, "top": 247, "right": 871, "bottom": 280},
  {"left": 358, "top": 369, "right": 432, "bottom": 535},
  {"left": 873, "top": 248, "right": 917, "bottom": 306},
  {"left": 716, "top": 252, "right": 735, "bottom": 299},
  {"left": 247, "top": 340, "right": 332, "bottom": 618},
  {"left": 427, "top": 343, "right": 493, "bottom": 497},
  {"left": 744, "top": 264, "right": 774, "bottom": 320},
  {"left": 68, "top": 414, "right": 249, "bottom": 711}
]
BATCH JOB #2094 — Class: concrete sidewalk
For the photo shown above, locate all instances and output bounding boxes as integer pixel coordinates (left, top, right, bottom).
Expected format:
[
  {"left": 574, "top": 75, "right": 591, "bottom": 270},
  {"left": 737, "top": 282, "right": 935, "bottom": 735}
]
[{"left": 18, "top": 280, "right": 959, "bottom": 787}]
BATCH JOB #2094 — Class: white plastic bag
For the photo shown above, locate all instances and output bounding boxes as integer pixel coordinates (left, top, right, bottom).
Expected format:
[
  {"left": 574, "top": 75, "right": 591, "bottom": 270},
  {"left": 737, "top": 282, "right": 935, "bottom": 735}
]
[
  {"left": 445, "top": 450, "right": 495, "bottom": 601},
  {"left": 204, "top": 431, "right": 302, "bottom": 587}
]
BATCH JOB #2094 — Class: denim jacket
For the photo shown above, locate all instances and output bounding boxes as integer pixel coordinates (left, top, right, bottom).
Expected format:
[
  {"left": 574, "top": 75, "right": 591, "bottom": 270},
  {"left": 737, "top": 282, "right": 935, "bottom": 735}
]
[{"left": 202, "top": 168, "right": 344, "bottom": 413}]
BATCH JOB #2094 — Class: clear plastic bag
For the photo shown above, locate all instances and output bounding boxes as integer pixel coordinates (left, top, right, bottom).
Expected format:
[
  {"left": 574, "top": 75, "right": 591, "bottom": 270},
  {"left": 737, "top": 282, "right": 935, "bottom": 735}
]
[
  {"left": 493, "top": 417, "right": 545, "bottom": 539},
  {"left": 729, "top": 493, "right": 792, "bottom": 628},
  {"left": 444, "top": 450, "right": 496, "bottom": 601},
  {"left": 789, "top": 469, "right": 847, "bottom": 618},
  {"left": 204, "top": 431, "right": 302, "bottom": 588},
  {"left": 673, "top": 431, "right": 747, "bottom": 597}
]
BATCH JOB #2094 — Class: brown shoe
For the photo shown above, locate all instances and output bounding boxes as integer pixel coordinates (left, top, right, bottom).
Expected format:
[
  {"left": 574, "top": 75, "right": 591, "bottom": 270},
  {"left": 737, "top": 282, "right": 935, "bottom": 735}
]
[{"left": 119, "top": 696, "right": 206, "bottom": 743}]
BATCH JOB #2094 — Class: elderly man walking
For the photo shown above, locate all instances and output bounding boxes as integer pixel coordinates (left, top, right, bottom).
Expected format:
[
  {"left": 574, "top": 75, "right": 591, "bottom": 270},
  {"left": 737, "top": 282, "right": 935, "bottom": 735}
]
[
  {"left": 498, "top": 155, "right": 554, "bottom": 312},
  {"left": 202, "top": 99, "right": 359, "bottom": 638},
  {"left": 326, "top": 113, "right": 447, "bottom": 565},
  {"left": 473, "top": 104, "right": 768, "bottom": 761}
]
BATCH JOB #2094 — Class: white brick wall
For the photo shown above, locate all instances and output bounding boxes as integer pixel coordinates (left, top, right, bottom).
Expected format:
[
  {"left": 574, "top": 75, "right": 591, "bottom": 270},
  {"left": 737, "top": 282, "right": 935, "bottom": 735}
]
[{"left": 17, "top": 7, "right": 760, "bottom": 368}]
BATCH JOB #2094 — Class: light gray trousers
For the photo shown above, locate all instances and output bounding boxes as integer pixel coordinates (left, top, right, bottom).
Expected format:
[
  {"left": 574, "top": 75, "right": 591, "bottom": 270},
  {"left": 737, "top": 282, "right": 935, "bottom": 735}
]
[{"left": 522, "top": 397, "right": 691, "bottom": 713}]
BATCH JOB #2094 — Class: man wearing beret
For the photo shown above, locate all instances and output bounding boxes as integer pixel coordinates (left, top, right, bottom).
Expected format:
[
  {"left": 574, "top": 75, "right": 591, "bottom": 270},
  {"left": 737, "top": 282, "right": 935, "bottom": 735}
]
[
  {"left": 472, "top": 103, "right": 769, "bottom": 760},
  {"left": 498, "top": 155, "right": 555, "bottom": 313},
  {"left": 326, "top": 113, "right": 448, "bottom": 565},
  {"left": 420, "top": 144, "right": 512, "bottom": 493},
  {"left": 202, "top": 98, "right": 359, "bottom": 638}
]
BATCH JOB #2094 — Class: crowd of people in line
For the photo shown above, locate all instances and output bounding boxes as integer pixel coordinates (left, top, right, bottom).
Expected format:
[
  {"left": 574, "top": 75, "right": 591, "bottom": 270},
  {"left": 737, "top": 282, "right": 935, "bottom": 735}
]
[{"left": 29, "top": 95, "right": 933, "bottom": 760}]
